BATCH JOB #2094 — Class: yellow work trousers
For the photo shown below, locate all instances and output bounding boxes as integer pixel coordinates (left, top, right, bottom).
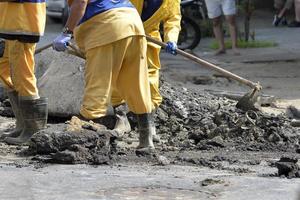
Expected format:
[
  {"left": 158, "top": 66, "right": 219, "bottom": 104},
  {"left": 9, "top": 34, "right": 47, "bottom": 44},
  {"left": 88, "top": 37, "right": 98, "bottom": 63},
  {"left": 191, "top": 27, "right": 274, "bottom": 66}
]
[
  {"left": 112, "top": 32, "right": 162, "bottom": 110},
  {"left": 80, "top": 36, "right": 152, "bottom": 119},
  {"left": 0, "top": 40, "right": 39, "bottom": 99}
]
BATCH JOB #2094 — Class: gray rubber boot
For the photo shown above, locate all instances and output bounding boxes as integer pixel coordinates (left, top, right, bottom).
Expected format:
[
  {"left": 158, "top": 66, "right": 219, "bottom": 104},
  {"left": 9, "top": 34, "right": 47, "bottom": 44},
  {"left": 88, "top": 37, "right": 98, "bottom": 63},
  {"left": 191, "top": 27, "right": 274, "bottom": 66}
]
[
  {"left": 113, "top": 104, "right": 131, "bottom": 137},
  {"left": 5, "top": 97, "right": 48, "bottom": 145},
  {"left": 136, "top": 113, "right": 155, "bottom": 150},
  {"left": 0, "top": 91, "right": 23, "bottom": 139}
]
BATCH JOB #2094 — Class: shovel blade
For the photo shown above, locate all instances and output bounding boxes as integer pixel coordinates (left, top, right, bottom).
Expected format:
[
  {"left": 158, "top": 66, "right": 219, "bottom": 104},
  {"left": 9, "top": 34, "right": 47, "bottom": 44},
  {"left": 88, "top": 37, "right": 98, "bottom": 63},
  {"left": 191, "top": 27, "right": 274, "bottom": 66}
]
[{"left": 236, "top": 89, "right": 260, "bottom": 111}]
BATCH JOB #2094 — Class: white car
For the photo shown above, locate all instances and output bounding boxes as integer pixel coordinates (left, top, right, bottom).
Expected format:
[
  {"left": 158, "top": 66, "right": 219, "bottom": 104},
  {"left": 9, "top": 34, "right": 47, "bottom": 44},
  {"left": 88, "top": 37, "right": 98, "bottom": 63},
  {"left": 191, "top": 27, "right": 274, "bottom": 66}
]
[{"left": 46, "top": 0, "right": 69, "bottom": 25}]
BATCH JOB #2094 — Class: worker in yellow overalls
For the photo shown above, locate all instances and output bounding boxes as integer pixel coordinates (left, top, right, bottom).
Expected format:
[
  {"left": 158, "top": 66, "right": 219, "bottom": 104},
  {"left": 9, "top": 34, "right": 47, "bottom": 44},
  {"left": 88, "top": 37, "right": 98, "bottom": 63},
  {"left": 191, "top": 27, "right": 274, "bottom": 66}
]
[
  {"left": 0, "top": 0, "right": 48, "bottom": 145},
  {"left": 111, "top": 0, "right": 181, "bottom": 142},
  {"left": 52, "top": 0, "right": 155, "bottom": 150}
]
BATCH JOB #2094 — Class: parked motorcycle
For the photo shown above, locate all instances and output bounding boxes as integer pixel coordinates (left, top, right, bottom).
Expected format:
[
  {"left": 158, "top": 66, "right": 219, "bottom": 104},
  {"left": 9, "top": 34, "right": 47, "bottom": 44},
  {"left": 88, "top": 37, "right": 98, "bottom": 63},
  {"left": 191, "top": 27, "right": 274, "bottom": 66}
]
[{"left": 178, "top": 0, "right": 207, "bottom": 50}]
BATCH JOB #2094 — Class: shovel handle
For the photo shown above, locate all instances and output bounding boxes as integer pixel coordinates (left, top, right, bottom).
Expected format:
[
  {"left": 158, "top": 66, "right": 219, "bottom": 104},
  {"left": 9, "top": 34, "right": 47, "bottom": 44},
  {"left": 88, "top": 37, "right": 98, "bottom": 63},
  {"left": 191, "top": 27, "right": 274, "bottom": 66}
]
[
  {"left": 35, "top": 43, "right": 52, "bottom": 54},
  {"left": 146, "top": 36, "right": 261, "bottom": 90}
]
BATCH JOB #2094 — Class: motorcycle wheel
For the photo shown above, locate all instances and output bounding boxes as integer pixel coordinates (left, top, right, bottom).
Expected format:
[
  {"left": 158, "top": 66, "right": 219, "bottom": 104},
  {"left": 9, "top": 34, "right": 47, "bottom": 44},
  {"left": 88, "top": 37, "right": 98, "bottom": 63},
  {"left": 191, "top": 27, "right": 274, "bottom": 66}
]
[{"left": 178, "top": 17, "right": 201, "bottom": 50}]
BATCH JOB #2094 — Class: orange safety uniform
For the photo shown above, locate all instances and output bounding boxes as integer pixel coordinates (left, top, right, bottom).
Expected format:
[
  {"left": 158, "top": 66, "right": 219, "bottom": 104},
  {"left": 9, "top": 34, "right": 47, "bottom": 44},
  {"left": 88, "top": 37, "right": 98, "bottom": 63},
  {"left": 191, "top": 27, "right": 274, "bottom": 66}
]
[
  {"left": 0, "top": 0, "right": 46, "bottom": 98},
  {"left": 111, "top": 0, "right": 181, "bottom": 110}
]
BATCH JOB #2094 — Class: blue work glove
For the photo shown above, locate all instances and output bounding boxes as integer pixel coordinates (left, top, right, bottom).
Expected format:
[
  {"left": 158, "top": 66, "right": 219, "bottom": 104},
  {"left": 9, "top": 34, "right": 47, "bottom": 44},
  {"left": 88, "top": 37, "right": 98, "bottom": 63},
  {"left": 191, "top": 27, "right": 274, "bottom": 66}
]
[
  {"left": 165, "top": 41, "right": 177, "bottom": 55},
  {"left": 52, "top": 33, "right": 72, "bottom": 52}
]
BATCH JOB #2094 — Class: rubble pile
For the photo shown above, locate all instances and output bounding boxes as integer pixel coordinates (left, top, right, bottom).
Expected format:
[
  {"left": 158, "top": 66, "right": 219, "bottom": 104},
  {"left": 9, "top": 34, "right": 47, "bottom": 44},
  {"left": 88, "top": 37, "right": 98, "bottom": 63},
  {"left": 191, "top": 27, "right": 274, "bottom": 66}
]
[{"left": 153, "top": 79, "right": 299, "bottom": 152}]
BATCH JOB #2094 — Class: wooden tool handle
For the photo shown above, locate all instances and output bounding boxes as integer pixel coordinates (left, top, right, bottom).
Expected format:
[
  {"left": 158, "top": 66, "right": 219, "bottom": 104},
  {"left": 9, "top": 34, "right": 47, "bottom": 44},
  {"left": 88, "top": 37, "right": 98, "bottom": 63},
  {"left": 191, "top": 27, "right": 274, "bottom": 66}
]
[
  {"left": 35, "top": 43, "right": 52, "bottom": 54},
  {"left": 67, "top": 43, "right": 85, "bottom": 59},
  {"left": 146, "top": 36, "right": 261, "bottom": 90}
]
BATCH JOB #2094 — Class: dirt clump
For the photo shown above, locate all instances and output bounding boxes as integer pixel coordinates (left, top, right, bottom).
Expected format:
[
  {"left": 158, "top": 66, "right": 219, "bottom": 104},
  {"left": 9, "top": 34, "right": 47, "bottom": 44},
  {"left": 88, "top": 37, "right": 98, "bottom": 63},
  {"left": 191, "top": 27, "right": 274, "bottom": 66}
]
[
  {"left": 275, "top": 157, "right": 300, "bottom": 178},
  {"left": 26, "top": 118, "right": 115, "bottom": 165}
]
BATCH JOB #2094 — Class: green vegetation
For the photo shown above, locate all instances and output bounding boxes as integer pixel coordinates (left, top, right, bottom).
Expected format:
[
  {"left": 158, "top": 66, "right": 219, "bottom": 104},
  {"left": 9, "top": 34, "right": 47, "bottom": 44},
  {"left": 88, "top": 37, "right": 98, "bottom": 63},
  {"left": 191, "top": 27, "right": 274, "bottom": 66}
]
[{"left": 210, "top": 40, "right": 277, "bottom": 49}]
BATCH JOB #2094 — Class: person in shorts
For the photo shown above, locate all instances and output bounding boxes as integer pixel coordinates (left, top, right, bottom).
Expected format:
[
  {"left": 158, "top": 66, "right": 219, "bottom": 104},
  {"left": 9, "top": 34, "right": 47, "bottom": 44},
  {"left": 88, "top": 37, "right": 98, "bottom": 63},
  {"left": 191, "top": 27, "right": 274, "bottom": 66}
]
[
  {"left": 204, "top": 0, "right": 239, "bottom": 55},
  {"left": 288, "top": 0, "right": 300, "bottom": 27},
  {"left": 273, "top": 0, "right": 294, "bottom": 26}
]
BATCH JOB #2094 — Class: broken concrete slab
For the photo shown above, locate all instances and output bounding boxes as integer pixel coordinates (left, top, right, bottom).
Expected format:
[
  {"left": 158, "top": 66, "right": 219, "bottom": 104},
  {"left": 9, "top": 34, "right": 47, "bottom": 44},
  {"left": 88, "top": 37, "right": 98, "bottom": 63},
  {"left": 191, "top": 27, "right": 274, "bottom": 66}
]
[{"left": 36, "top": 49, "right": 85, "bottom": 117}]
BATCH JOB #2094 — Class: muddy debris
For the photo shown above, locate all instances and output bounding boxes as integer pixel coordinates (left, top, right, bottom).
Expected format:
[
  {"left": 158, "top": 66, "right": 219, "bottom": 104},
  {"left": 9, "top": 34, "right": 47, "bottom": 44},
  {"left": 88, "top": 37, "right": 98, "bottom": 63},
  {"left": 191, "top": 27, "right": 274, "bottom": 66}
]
[
  {"left": 0, "top": 77, "right": 299, "bottom": 165},
  {"left": 275, "top": 157, "right": 300, "bottom": 178},
  {"left": 154, "top": 78, "right": 299, "bottom": 152},
  {"left": 25, "top": 118, "right": 114, "bottom": 165},
  {"left": 201, "top": 178, "right": 226, "bottom": 187}
]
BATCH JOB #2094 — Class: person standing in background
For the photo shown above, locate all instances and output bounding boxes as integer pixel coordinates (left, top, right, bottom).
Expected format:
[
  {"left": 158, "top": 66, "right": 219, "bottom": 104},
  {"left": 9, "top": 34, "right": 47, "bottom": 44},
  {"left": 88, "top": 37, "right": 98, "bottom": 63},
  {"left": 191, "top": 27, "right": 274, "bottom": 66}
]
[
  {"left": 204, "top": 0, "right": 240, "bottom": 55},
  {"left": 273, "top": 0, "right": 294, "bottom": 26},
  {"left": 289, "top": 0, "right": 300, "bottom": 27}
]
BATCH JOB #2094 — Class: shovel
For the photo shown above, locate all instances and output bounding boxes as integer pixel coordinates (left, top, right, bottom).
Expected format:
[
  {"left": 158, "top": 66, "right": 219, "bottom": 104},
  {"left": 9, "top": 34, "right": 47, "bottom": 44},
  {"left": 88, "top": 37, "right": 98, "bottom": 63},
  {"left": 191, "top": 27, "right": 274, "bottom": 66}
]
[
  {"left": 35, "top": 43, "right": 52, "bottom": 54},
  {"left": 35, "top": 42, "right": 85, "bottom": 59},
  {"left": 146, "top": 35, "right": 262, "bottom": 111}
]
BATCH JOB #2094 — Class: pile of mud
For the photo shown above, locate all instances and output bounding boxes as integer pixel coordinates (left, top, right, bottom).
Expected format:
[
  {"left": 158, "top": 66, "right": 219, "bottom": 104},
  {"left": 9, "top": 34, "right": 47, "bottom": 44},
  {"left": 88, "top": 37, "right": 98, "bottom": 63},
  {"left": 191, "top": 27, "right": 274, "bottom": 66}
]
[
  {"left": 275, "top": 157, "right": 300, "bottom": 178},
  {"left": 1, "top": 76, "right": 299, "bottom": 165},
  {"left": 153, "top": 79, "right": 299, "bottom": 152},
  {"left": 26, "top": 118, "right": 114, "bottom": 165}
]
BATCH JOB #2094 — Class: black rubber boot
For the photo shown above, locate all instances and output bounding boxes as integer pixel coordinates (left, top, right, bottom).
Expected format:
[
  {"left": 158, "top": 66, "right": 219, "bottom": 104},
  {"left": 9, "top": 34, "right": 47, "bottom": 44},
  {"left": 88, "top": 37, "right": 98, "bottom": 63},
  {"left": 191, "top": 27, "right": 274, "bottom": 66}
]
[
  {"left": 5, "top": 97, "right": 48, "bottom": 145},
  {"left": 113, "top": 104, "right": 131, "bottom": 137},
  {"left": 136, "top": 113, "right": 155, "bottom": 150},
  {"left": 0, "top": 91, "right": 23, "bottom": 139}
]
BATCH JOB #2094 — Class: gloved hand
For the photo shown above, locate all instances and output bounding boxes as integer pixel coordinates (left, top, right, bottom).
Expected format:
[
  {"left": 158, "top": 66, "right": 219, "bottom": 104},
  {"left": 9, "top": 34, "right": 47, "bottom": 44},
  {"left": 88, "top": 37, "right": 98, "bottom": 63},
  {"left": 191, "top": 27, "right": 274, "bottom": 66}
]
[
  {"left": 165, "top": 41, "right": 177, "bottom": 55},
  {"left": 52, "top": 33, "right": 72, "bottom": 52}
]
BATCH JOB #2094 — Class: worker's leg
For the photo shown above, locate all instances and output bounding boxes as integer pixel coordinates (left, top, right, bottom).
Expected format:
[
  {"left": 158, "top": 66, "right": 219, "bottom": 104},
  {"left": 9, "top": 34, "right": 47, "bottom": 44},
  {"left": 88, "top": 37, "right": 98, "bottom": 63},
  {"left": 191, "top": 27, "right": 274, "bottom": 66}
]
[
  {"left": 145, "top": 36, "right": 163, "bottom": 143},
  {"left": 147, "top": 42, "right": 162, "bottom": 110},
  {"left": 0, "top": 40, "right": 14, "bottom": 90},
  {"left": 110, "top": 36, "right": 161, "bottom": 139},
  {"left": 111, "top": 32, "right": 162, "bottom": 111},
  {"left": 0, "top": 41, "right": 23, "bottom": 140},
  {"left": 114, "top": 36, "right": 151, "bottom": 114},
  {"left": 4, "top": 40, "right": 47, "bottom": 145},
  {"left": 115, "top": 36, "right": 154, "bottom": 149},
  {"left": 8, "top": 40, "right": 39, "bottom": 99},
  {"left": 80, "top": 45, "right": 115, "bottom": 119}
]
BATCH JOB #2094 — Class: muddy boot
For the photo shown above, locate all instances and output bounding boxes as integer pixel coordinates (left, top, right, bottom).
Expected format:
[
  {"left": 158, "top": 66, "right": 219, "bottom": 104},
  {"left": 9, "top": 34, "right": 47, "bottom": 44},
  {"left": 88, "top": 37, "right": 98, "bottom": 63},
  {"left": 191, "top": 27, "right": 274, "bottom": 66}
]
[
  {"left": 136, "top": 113, "right": 155, "bottom": 150},
  {"left": 5, "top": 97, "right": 48, "bottom": 145},
  {"left": 113, "top": 104, "right": 131, "bottom": 137},
  {"left": 151, "top": 110, "right": 160, "bottom": 143},
  {"left": 0, "top": 91, "right": 23, "bottom": 140}
]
